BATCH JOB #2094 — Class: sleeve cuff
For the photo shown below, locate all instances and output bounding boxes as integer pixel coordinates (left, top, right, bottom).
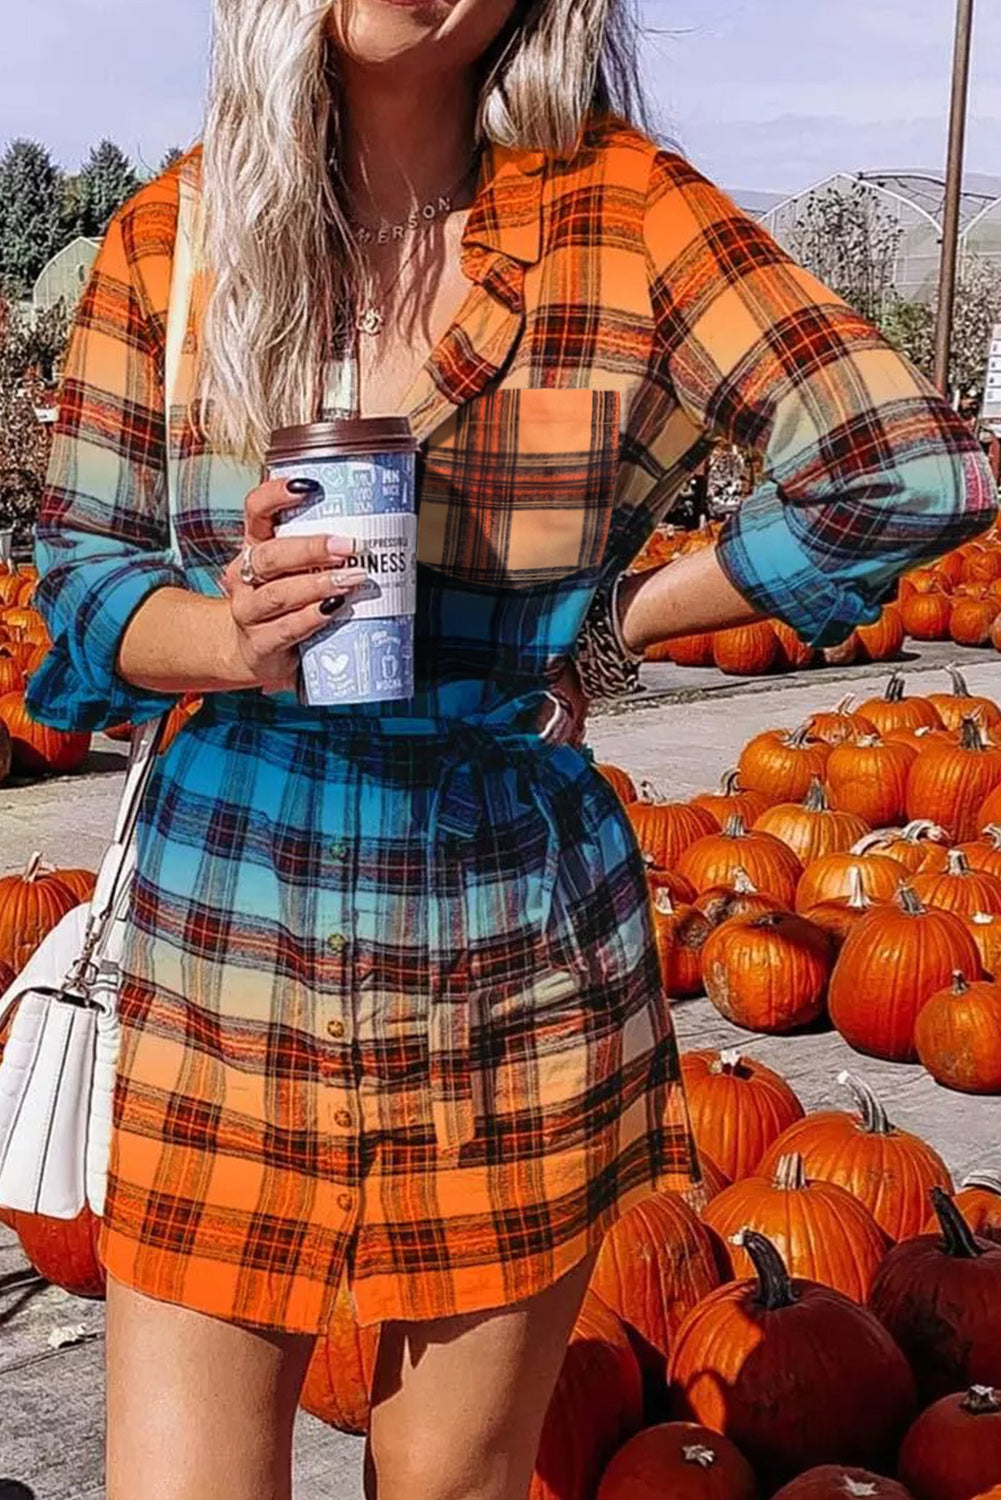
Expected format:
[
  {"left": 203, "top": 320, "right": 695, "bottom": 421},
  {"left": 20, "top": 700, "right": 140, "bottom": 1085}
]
[
  {"left": 26, "top": 560, "right": 188, "bottom": 733},
  {"left": 715, "top": 486, "right": 883, "bottom": 648}
]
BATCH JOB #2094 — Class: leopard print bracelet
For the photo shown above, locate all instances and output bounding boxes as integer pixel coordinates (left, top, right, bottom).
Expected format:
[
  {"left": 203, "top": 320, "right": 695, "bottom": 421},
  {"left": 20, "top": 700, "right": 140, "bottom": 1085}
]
[{"left": 572, "top": 572, "right": 647, "bottom": 701}]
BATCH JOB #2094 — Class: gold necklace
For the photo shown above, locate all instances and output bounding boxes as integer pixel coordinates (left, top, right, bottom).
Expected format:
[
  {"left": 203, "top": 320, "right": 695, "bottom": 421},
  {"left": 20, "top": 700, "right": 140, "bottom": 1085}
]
[{"left": 351, "top": 157, "right": 480, "bottom": 337}]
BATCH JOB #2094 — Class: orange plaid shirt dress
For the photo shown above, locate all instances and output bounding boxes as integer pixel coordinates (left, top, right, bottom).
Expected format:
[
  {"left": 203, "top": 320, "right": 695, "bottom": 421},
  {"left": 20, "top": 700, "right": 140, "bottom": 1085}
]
[{"left": 25, "top": 110, "right": 996, "bottom": 1333}]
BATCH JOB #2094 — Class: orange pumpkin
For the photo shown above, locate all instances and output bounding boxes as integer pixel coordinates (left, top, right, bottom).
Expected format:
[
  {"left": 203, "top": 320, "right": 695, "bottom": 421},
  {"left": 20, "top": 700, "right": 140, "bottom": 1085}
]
[
  {"left": 900, "top": 590, "right": 953, "bottom": 641},
  {"left": 772, "top": 619, "right": 816, "bottom": 670},
  {"left": 801, "top": 867, "right": 891, "bottom": 949},
  {"left": 596, "top": 763, "right": 637, "bottom": 804},
  {"left": 666, "top": 632, "right": 716, "bottom": 667},
  {"left": 651, "top": 889, "right": 712, "bottom": 999},
  {"left": 694, "top": 868, "right": 785, "bottom": 928},
  {"left": 737, "top": 724, "right": 831, "bottom": 803},
  {"left": 821, "top": 632, "right": 861, "bottom": 667},
  {"left": 588, "top": 1191, "right": 722, "bottom": 1388},
  {"left": 914, "top": 970, "right": 1001, "bottom": 1094},
  {"left": 921, "top": 1171, "right": 1001, "bottom": 1246},
  {"left": 0, "top": 691, "right": 91, "bottom": 775},
  {"left": 712, "top": 622, "right": 779, "bottom": 676},
  {"left": 677, "top": 815, "right": 804, "bottom": 904},
  {"left": 4, "top": 1205, "right": 105, "bottom": 1298},
  {"left": 300, "top": 1276, "right": 380, "bottom": 1434},
  {"left": 824, "top": 735, "right": 917, "bottom": 827},
  {"left": 856, "top": 604, "right": 906, "bottom": 664},
  {"left": 0, "top": 652, "right": 24, "bottom": 697},
  {"left": 701, "top": 910, "right": 832, "bottom": 1034},
  {"left": 906, "top": 716, "right": 1001, "bottom": 843},
  {"left": 753, "top": 778, "right": 869, "bottom": 867},
  {"left": 795, "top": 850, "right": 905, "bottom": 914},
  {"left": 703, "top": 1152, "right": 889, "bottom": 1301},
  {"left": 679, "top": 1049, "right": 805, "bottom": 1182},
  {"left": 804, "top": 696, "right": 878, "bottom": 746},
  {"left": 858, "top": 673, "right": 944, "bottom": 736},
  {"left": 910, "top": 848, "right": 1001, "bottom": 915},
  {"left": 976, "top": 779, "right": 1001, "bottom": 836},
  {"left": 626, "top": 787, "right": 718, "bottom": 870},
  {"left": 897, "top": 1386, "right": 1001, "bottom": 1500},
  {"left": 691, "top": 769, "right": 773, "bottom": 828},
  {"left": 853, "top": 820, "right": 951, "bottom": 875},
  {"left": 0, "top": 851, "right": 79, "bottom": 972},
  {"left": 928, "top": 666, "right": 1001, "bottom": 732},
  {"left": 965, "top": 911, "right": 1001, "bottom": 978},
  {"left": 955, "top": 826, "right": 1001, "bottom": 881},
  {"left": 757, "top": 1072, "right": 952, "bottom": 1242},
  {"left": 668, "top": 1232, "right": 916, "bottom": 1490},
  {"left": 828, "top": 885, "right": 983, "bottom": 1062},
  {"left": 950, "top": 597, "right": 1000, "bottom": 647},
  {"left": 643, "top": 859, "right": 697, "bottom": 906},
  {"left": 596, "top": 1422, "right": 759, "bottom": 1500}
]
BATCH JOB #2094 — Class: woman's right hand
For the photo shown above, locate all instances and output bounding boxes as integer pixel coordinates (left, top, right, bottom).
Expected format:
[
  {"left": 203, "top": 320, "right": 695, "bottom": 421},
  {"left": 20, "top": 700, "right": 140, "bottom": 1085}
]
[{"left": 218, "top": 476, "right": 369, "bottom": 693}]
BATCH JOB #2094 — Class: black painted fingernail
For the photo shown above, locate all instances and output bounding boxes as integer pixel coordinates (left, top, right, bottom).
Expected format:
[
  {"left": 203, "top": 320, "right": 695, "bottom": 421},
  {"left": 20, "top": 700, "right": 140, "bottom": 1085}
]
[
  {"left": 319, "top": 596, "right": 345, "bottom": 615},
  {"left": 286, "top": 477, "right": 323, "bottom": 495}
]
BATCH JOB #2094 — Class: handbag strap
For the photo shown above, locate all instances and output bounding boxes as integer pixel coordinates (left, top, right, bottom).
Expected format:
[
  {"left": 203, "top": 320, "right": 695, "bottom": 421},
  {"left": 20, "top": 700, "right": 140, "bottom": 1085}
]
[{"left": 67, "top": 171, "right": 198, "bottom": 982}]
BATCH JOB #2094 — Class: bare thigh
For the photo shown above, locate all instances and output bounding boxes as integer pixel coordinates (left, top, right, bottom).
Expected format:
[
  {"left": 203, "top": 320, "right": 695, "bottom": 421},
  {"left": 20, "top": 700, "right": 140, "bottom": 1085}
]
[
  {"left": 105, "top": 1270, "right": 317, "bottom": 1500},
  {"left": 365, "top": 1252, "right": 598, "bottom": 1500}
]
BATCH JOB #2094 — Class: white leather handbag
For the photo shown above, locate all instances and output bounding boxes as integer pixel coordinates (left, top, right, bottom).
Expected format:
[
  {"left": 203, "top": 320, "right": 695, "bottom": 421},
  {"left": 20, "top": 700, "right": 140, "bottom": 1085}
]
[{"left": 0, "top": 170, "right": 197, "bottom": 1220}]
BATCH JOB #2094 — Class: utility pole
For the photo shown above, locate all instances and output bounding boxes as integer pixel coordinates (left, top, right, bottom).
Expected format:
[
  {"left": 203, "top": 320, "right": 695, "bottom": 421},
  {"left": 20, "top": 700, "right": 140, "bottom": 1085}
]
[{"left": 933, "top": 0, "right": 975, "bottom": 398}]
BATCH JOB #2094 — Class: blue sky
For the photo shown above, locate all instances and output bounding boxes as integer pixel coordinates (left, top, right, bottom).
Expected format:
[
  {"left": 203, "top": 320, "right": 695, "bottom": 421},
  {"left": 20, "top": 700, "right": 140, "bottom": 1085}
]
[{"left": 1, "top": 0, "right": 999, "bottom": 194}]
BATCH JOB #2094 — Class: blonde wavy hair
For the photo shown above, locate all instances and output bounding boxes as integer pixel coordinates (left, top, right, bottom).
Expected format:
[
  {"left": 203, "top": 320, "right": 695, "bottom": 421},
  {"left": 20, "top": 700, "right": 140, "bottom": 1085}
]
[{"left": 193, "top": 0, "right": 663, "bottom": 464}]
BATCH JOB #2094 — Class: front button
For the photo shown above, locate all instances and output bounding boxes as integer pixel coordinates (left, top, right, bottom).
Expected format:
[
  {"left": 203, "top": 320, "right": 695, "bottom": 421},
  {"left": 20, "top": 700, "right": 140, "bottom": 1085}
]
[
  {"left": 334, "top": 1109, "right": 352, "bottom": 1129},
  {"left": 326, "top": 1018, "right": 346, "bottom": 1039},
  {"left": 328, "top": 840, "right": 349, "bottom": 860},
  {"left": 326, "top": 933, "right": 347, "bottom": 953},
  {"left": 336, "top": 1191, "right": 353, "bottom": 1212}
]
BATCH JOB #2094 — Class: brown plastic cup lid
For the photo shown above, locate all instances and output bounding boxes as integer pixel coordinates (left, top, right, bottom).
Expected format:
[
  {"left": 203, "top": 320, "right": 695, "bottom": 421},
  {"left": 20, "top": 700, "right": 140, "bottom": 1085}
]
[{"left": 266, "top": 417, "right": 417, "bottom": 463}]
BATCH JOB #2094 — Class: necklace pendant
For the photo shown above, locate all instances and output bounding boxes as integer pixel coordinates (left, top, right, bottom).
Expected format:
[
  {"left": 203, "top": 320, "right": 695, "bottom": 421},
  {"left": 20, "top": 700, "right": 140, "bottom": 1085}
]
[{"left": 356, "top": 306, "right": 384, "bottom": 336}]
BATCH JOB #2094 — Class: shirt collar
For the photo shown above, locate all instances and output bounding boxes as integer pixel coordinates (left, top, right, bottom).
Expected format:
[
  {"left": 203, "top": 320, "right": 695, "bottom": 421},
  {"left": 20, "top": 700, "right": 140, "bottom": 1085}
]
[{"left": 460, "top": 139, "right": 545, "bottom": 269}]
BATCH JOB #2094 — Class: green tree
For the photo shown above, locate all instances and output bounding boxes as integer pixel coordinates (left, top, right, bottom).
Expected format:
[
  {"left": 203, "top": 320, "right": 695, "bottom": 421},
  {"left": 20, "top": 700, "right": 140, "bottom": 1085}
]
[
  {"left": 0, "top": 140, "right": 66, "bottom": 300},
  {"left": 787, "top": 179, "right": 903, "bottom": 324},
  {"left": 0, "top": 295, "right": 70, "bottom": 540},
  {"left": 879, "top": 256, "right": 1001, "bottom": 399},
  {"left": 879, "top": 295, "right": 935, "bottom": 380},
  {"left": 75, "top": 139, "right": 141, "bottom": 238}
]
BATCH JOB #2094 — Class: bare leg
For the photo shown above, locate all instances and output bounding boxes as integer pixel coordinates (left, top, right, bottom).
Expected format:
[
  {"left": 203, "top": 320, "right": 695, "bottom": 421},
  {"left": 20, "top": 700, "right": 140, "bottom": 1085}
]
[
  {"left": 105, "top": 1270, "right": 317, "bottom": 1500},
  {"left": 365, "top": 1252, "right": 597, "bottom": 1500}
]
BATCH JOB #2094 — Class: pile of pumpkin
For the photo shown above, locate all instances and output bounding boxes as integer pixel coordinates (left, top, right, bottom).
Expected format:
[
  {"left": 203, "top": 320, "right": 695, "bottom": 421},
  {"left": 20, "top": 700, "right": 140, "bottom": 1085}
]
[
  {"left": 2, "top": 1032, "right": 999, "bottom": 1500},
  {"left": 597, "top": 666, "right": 1001, "bottom": 1093},
  {"left": 897, "top": 519, "right": 1001, "bottom": 652},
  {"left": 0, "top": 559, "right": 201, "bottom": 784}
]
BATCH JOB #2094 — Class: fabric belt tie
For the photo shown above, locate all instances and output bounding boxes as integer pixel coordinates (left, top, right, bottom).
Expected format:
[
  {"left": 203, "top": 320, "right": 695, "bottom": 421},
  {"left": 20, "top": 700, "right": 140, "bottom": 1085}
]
[{"left": 424, "top": 702, "right": 572, "bottom": 1154}]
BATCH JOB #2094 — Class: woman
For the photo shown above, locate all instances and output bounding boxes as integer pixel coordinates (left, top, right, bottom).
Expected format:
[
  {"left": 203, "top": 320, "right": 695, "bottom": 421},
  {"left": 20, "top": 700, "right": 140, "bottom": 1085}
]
[{"left": 26, "top": 0, "right": 996, "bottom": 1496}]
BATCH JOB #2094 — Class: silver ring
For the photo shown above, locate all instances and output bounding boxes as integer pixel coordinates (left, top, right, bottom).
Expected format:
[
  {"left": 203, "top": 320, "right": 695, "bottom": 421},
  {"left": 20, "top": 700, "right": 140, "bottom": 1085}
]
[{"left": 239, "top": 543, "right": 261, "bottom": 587}]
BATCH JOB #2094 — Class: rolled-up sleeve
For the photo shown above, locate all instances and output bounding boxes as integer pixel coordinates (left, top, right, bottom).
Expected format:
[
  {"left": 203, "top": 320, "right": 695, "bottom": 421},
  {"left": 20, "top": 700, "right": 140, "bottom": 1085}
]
[
  {"left": 25, "top": 197, "right": 187, "bottom": 732},
  {"left": 644, "top": 152, "right": 999, "bottom": 647}
]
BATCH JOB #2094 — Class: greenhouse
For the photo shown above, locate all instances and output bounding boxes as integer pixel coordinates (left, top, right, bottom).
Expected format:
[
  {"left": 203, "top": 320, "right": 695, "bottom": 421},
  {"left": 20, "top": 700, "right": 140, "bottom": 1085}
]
[{"left": 759, "top": 169, "right": 1001, "bottom": 304}]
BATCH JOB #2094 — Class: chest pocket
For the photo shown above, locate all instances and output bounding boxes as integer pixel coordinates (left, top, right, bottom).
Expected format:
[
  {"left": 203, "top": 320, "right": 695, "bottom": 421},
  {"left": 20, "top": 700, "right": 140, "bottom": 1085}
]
[{"left": 416, "top": 387, "right": 621, "bottom": 589}]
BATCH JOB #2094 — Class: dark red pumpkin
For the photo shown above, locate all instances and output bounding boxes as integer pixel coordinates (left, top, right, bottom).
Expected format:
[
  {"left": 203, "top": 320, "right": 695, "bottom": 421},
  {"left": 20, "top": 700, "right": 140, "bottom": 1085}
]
[
  {"left": 868, "top": 1187, "right": 1001, "bottom": 1402},
  {"left": 596, "top": 1422, "right": 760, "bottom": 1500},
  {"left": 773, "top": 1469, "right": 914, "bottom": 1500},
  {"left": 668, "top": 1232, "right": 916, "bottom": 1490},
  {"left": 897, "top": 1385, "right": 1001, "bottom": 1500}
]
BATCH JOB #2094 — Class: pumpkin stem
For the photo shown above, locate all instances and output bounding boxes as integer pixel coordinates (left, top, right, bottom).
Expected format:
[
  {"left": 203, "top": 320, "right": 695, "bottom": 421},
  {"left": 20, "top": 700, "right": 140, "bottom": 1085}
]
[
  {"left": 960, "top": 715, "right": 990, "bottom": 752},
  {"left": 895, "top": 884, "right": 928, "bottom": 917},
  {"left": 982, "top": 825, "right": 1001, "bottom": 851},
  {"left": 653, "top": 887, "right": 677, "bottom": 916},
  {"left": 900, "top": 820, "right": 951, "bottom": 846},
  {"left": 736, "top": 1229, "right": 798, "bottom": 1309},
  {"left": 884, "top": 670, "right": 906, "bottom": 703},
  {"left": 681, "top": 1445, "right": 718, "bottom": 1469},
  {"left": 804, "top": 776, "right": 829, "bottom": 812},
  {"left": 951, "top": 970, "right": 971, "bottom": 995},
  {"left": 722, "top": 814, "right": 749, "bottom": 840},
  {"left": 773, "top": 1153, "right": 808, "bottom": 1191},
  {"left": 946, "top": 849, "right": 973, "bottom": 877},
  {"left": 788, "top": 723, "right": 820, "bottom": 749},
  {"left": 946, "top": 662, "right": 972, "bottom": 698},
  {"left": 961, "top": 1170, "right": 1001, "bottom": 1196},
  {"left": 959, "top": 1385, "right": 1001, "bottom": 1416},
  {"left": 731, "top": 867, "right": 758, "bottom": 894},
  {"left": 834, "top": 694, "right": 857, "bottom": 714},
  {"left": 720, "top": 769, "right": 743, "bottom": 794},
  {"left": 638, "top": 778, "right": 662, "bottom": 804},
  {"left": 842, "top": 1484, "right": 879, "bottom": 1499},
  {"left": 23, "top": 851, "right": 44, "bottom": 883},
  {"left": 851, "top": 829, "right": 899, "bottom": 857},
  {"left": 713, "top": 1048, "right": 746, "bottom": 1076},
  {"left": 838, "top": 1071, "right": 894, "bottom": 1135},
  {"left": 929, "top": 1186, "right": 984, "bottom": 1258},
  {"left": 846, "top": 866, "right": 871, "bottom": 911}
]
